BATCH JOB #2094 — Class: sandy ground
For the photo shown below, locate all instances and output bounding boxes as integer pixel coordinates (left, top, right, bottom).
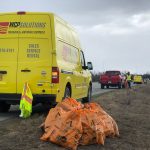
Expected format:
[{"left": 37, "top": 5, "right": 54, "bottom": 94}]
[{"left": 0, "top": 83, "right": 150, "bottom": 150}]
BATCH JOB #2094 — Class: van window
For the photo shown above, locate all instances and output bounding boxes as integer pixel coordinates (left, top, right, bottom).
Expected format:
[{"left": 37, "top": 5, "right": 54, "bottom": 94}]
[
  {"left": 71, "top": 47, "right": 79, "bottom": 64},
  {"left": 57, "top": 41, "right": 71, "bottom": 63},
  {"left": 57, "top": 40, "right": 81, "bottom": 65},
  {"left": 62, "top": 45, "right": 71, "bottom": 62},
  {"left": 80, "top": 51, "right": 85, "bottom": 67}
]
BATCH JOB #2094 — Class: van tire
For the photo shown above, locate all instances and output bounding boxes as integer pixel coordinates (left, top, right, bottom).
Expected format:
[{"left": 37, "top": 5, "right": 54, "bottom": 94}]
[
  {"left": 0, "top": 102, "right": 11, "bottom": 112},
  {"left": 64, "top": 86, "right": 71, "bottom": 99},
  {"left": 82, "top": 85, "right": 92, "bottom": 103}
]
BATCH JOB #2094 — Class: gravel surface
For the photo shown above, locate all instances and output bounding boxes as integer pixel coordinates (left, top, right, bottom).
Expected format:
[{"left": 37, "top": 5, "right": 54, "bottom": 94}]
[{"left": 0, "top": 83, "right": 150, "bottom": 150}]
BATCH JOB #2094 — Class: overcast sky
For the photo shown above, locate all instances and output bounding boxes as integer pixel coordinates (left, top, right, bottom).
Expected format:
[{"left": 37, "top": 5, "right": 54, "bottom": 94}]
[{"left": 1, "top": 0, "right": 150, "bottom": 74}]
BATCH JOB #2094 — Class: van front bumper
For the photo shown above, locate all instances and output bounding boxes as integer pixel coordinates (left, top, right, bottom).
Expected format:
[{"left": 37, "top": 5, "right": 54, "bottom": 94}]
[{"left": 0, "top": 94, "right": 56, "bottom": 105}]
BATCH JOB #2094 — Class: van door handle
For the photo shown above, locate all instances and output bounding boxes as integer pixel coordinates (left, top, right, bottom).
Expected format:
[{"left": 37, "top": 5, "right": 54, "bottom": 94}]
[
  {"left": 21, "top": 69, "right": 31, "bottom": 72},
  {"left": 0, "top": 71, "right": 7, "bottom": 74}
]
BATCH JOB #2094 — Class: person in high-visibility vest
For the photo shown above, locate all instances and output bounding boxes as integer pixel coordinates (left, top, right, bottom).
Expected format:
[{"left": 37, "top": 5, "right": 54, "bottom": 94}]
[
  {"left": 19, "top": 82, "right": 33, "bottom": 118},
  {"left": 126, "top": 72, "right": 132, "bottom": 89}
]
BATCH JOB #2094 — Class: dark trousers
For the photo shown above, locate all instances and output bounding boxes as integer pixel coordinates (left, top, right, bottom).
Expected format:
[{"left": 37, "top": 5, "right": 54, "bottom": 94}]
[{"left": 127, "top": 81, "right": 131, "bottom": 88}]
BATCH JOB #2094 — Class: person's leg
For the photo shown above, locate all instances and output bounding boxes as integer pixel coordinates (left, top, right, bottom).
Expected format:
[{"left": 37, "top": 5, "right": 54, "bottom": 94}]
[{"left": 128, "top": 81, "right": 131, "bottom": 88}]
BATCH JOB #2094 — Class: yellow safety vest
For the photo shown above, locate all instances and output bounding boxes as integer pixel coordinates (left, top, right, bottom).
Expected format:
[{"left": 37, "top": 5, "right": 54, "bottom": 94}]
[
  {"left": 127, "top": 75, "right": 132, "bottom": 81},
  {"left": 19, "top": 82, "right": 33, "bottom": 118}
]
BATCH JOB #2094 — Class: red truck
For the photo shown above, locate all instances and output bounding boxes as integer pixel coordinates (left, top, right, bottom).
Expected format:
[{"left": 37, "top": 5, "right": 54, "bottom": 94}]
[{"left": 99, "top": 71, "right": 126, "bottom": 89}]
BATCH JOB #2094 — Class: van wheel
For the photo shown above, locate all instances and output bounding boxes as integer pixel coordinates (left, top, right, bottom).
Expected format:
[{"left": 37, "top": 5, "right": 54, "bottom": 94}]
[
  {"left": 106, "top": 85, "right": 109, "bottom": 89},
  {"left": 82, "top": 85, "right": 92, "bottom": 103},
  {"left": 0, "top": 102, "right": 11, "bottom": 112},
  {"left": 64, "top": 86, "right": 71, "bottom": 99}
]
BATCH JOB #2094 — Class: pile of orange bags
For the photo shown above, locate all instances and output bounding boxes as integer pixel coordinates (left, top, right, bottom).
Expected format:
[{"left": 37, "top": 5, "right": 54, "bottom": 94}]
[{"left": 40, "top": 98, "right": 119, "bottom": 150}]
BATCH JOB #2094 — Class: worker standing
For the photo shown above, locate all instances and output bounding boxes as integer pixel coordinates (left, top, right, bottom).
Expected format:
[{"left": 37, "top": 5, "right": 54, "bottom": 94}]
[{"left": 126, "top": 72, "right": 132, "bottom": 89}]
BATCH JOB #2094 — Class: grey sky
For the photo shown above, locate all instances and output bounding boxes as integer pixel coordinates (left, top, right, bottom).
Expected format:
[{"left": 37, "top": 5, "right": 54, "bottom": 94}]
[{"left": 1, "top": 0, "right": 150, "bottom": 73}]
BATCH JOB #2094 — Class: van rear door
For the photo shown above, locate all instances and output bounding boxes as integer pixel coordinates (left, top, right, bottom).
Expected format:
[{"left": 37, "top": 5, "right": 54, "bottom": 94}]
[
  {"left": 0, "top": 15, "right": 20, "bottom": 93},
  {"left": 17, "top": 14, "right": 52, "bottom": 94}
]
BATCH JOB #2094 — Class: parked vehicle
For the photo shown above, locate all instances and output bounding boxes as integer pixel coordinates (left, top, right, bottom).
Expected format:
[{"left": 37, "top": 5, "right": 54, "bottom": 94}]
[
  {"left": 133, "top": 75, "right": 143, "bottom": 84},
  {"left": 0, "top": 12, "right": 93, "bottom": 112},
  {"left": 99, "top": 71, "right": 126, "bottom": 89}
]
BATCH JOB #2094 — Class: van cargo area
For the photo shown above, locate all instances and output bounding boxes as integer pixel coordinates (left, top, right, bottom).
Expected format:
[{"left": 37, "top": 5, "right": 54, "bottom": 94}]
[{"left": 0, "top": 12, "right": 93, "bottom": 112}]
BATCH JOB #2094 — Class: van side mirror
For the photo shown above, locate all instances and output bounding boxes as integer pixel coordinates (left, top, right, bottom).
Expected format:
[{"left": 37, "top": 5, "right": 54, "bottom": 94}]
[{"left": 87, "top": 62, "right": 93, "bottom": 70}]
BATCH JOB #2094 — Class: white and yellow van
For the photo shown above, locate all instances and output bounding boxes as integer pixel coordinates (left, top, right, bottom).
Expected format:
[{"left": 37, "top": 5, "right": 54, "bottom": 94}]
[{"left": 0, "top": 12, "right": 93, "bottom": 112}]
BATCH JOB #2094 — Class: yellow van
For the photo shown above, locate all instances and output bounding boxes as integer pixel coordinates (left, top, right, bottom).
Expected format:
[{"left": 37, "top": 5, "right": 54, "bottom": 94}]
[
  {"left": 133, "top": 75, "right": 143, "bottom": 84},
  {"left": 0, "top": 12, "right": 93, "bottom": 112}
]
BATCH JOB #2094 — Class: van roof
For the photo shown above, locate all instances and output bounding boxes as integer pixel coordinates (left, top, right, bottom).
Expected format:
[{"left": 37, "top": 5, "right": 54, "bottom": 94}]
[
  {"left": 0, "top": 11, "right": 53, "bottom": 15},
  {"left": 0, "top": 12, "right": 75, "bottom": 29}
]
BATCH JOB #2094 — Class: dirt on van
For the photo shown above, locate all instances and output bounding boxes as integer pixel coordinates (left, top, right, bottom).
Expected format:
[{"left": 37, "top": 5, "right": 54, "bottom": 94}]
[{"left": 0, "top": 83, "right": 150, "bottom": 150}]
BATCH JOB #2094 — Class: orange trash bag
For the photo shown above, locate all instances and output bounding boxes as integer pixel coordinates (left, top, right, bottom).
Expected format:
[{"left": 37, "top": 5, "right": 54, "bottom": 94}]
[{"left": 40, "top": 98, "right": 119, "bottom": 150}]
